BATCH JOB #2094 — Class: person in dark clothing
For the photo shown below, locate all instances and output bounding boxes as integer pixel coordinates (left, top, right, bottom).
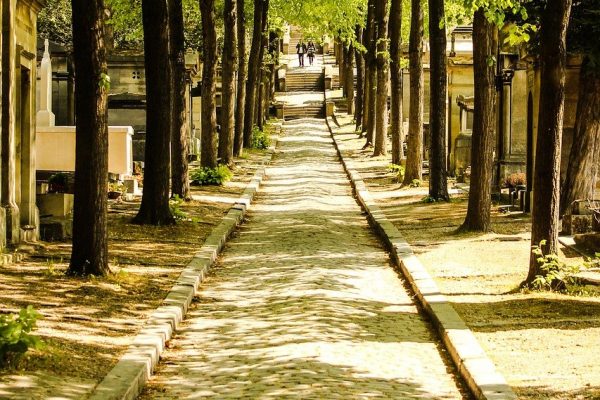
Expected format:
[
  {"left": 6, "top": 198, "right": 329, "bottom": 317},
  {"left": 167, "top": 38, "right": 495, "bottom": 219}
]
[
  {"left": 307, "top": 41, "right": 316, "bottom": 65},
  {"left": 296, "top": 40, "right": 307, "bottom": 67}
]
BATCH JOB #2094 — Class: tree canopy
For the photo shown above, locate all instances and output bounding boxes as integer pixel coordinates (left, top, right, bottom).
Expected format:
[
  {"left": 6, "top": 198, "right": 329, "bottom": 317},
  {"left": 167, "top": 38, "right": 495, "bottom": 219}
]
[
  {"left": 38, "top": 0, "right": 203, "bottom": 50},
  {"left": 269, "top": 0, "right": 366, "bottom": 44}
]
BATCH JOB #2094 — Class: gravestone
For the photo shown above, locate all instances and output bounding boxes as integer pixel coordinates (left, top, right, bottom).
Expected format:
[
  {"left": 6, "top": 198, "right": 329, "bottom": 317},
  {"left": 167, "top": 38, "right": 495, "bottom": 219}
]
[{"left": 36, "top": 39, "right": 56, "bottom": 127}]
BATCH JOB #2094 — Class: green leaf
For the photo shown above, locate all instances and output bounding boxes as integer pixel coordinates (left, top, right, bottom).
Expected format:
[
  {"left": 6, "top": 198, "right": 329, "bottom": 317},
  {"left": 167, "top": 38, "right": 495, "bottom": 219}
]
[
  {"left": 1, "top": 306, "right": 43, "bottom": 366},
  {"left": 98, "top": 73, "right": 111, "bottom": 91}
]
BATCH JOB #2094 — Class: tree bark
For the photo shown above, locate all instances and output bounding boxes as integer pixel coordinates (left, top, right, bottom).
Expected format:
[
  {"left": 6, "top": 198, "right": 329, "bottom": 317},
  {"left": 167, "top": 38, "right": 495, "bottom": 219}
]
[
  {"left": 461, "top": 9, "right": 498, "bottom": 232},
  {"left": 169, "top": 0, "right": 190, "bottom": 200},
  {"left": 338, "top": 38, "right": 346, "bottom": 94},
  {"left": 365, "top": 0, "right": 377, "bottom": 146},
  {"left": 243, "top": 0, "right": 265, "bottom": 147},
  {"left": 427, "top": 0, "right": 449, "bottom": 200},
  {"left": 361, "top": 22, "right": 370, "bottom": 136},
  {"left": 345, "top": 43, "right": 355, "bottom": 115},
  {"left": 253, "top": 78, "right": 260, "bottom": 125},
  {"left": 218, "top": 0, "right": 238, "bottom": 165},
  {"left": 134, "top": 0, "right": 175, "bottom": 226},
  {"left": 526, "top": 0, "right": 573, "bottom": 285},
  {"left": 257, "top": 79, "right": 265, "bottom": 129},
  {"left": 265, "top": 63, "right": 275, "bottom": 120},
  {"left": 560, "top": 59, "right": 600, "bottom": 215},
  {"left": 354, "top": 26, "right": 365, "bottom": 132},
  {"left": 389, "top": 0, "right": 403, "bottom": 164},
  {"left": 199, "top": 0, "right": 218, "bottom": 168},
  {"left": 373, "top": 0, "right": 389, "bottom": 157},
  {"left": 403, "top": 0, "right": 424, "bottom": 184},
  {"left": 256, "top": 27, "right": 268, "bottom": 129},
  {"left": 68, "top": 0, "right": 110, "bottom": 275},
  {"left": 233, "top": 0, "right": 246, "bottom": 156}
]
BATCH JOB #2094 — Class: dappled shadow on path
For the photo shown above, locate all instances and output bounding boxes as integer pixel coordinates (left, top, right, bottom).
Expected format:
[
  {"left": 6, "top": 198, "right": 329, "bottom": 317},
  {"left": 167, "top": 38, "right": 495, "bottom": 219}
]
[
  {"left": 140, "top": 118, "right": 466, "bottom": 399},
  {"left": 331, "top": 118, "right": 600, "bottom": 398}
]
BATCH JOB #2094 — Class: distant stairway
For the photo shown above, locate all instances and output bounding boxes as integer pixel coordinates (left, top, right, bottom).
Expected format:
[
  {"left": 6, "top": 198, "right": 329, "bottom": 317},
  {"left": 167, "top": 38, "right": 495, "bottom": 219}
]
[
  {"left": 286, "top": 70, "right": 324, "bottom": 92},
  {"left": 284, "top": 103, "right": 324, "bottom": 120}
]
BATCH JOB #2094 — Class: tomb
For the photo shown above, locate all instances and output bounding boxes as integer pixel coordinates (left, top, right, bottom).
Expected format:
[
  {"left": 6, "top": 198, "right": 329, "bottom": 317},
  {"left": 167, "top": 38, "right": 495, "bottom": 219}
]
[{"left": 1, "top": 0, "right": 47, "bottom": 249}]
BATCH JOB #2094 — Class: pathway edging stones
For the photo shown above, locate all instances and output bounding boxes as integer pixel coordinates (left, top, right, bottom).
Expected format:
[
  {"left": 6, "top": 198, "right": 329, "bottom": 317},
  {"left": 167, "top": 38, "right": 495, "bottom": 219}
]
[
  {"left": 87, "top": 137, "right": 279, "bottom": 400},
  {"left": 324, "top": 108, "right": 517, "bottom": 400}
]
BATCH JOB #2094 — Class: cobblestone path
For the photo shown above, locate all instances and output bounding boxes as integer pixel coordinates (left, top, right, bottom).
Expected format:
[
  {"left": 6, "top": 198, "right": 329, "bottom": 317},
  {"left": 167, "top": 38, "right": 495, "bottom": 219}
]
[{"left": 140, "top": 119, "right": 465, "bottom": 399}]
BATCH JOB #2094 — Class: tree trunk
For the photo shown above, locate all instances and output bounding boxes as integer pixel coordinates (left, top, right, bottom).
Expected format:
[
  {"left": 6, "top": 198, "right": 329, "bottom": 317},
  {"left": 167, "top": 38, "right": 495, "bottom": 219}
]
[
  {"left": 243, "top": 0, "right": 265, "bottom": 147},
  {"left": 134, "top": 0, "right": 175, "bottom": 226},
  {"left": 339, "top": 38, "right": 346, "bottom": 92},
  {"left": 269, "top": 63, "right": 275, "bottom": 109},
  {"left": 253, "top": 79, "right": 260, "bottom": 125},
  {"left": 365, "top": 0, "right": 377, "bottom": 146},
  {"left": 354, "top": 26, "right": 365, "bottom": 132},
  {"left": 403, "top": 0, "right": 424, "bottom": 184},
  {"left": 461, "top": 9, "right": 498, "bottom": 232},
  {"left": 104, "top": 7, "right": 114, "bottom": 51},
  {"left": 345, "top": 43, "right": 355, "bottom": 115},
  {"left": 427, "top": 0, "right": 449, "bottom": 200},
  {"left": 199, "top": 0, "right": 218, "bottom": 168},
  {"left": 560, "top": 59, "right": 600, "bottom": 215},
  {"left": 361, "top": 22, "right": 370, "bottom": 136},
  {"left": 169, "top": 0, "right": 190, "bottom": 200},
  {"left": 265, "top": 63, "right": 275, "bottom": 120},
  {"left": 526, "top": 0, "right": 573, "bottom": 285},
  {"left": 218, "top": 0, "right": 238, "bottom": 165},
  {"left": 68, "top": 0, "right": 110, "bottom": 275},
  {"left": 366, "top": 63, "right": 377, "bottom": 146},
  {"left": 233, "top": 0, "right": 246, "bottom": 156},
  {"left": 389, "top": 0, "right": 403, "bottom": 164},
  {"left": 373, "top": 0, "right": 389, "bottom": 157},
  {"left": 257, "top": 80, "right": 265, "bottom": 130},
  {"left": 257, "top": 29, "right": 268, "bottom": 129}
]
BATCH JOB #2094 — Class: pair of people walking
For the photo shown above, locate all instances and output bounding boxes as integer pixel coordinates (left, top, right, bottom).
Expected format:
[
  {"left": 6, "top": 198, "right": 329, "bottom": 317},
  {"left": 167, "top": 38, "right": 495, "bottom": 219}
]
[{"left": 296, "top": 40, "right": 316, "bottom": 67}]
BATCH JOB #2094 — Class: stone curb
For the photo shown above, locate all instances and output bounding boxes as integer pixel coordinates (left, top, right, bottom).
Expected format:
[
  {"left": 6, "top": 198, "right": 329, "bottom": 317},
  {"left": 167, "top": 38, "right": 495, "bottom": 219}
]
[
  {"left": 87, "top": 138, "right": 279, "bottom": 400},
  {"left": 323, "top": 112, "right": 517, "bottom": 400}
]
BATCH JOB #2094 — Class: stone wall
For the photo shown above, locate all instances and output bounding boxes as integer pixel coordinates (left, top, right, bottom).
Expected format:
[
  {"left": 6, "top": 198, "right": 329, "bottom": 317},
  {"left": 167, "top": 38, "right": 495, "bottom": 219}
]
[
  {"left": 400, "top": 50, "right": 534, "bottom": 182},
  {"left": 511, "top": 69, "right": 528, "bottom": 157},
  {"left": 108, "top": 55, "right": 146, "bottom": 95},
  {"left": 561, "top": 60, "right": 582, "bottom": 181},
  {"left": 527, "top": 56, "right": 582, "bottom": 188},
  {"left": 0, "top": 0, "right": 4, "bottom": 249},
  {"left": 448, "top": 63, "right": 474, "bottom": 173}
]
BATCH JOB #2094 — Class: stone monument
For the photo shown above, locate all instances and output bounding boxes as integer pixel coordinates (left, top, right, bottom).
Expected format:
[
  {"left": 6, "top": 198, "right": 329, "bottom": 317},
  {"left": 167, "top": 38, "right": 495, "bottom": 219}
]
[{"left": 36, "top": 39, "right": 55, "bottom": 127}]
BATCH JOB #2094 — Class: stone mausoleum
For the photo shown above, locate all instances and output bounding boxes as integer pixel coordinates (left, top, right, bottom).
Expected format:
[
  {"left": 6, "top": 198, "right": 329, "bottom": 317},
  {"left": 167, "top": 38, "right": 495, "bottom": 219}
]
[
  {"left": 1, "top": 0, "right": 45, "bottom": 252},
  {"left": 399, "top": 24, "right": 583, "bottom": 211},
  {"left": 40, "top": 46, "right": 203, "bottom": 163}
]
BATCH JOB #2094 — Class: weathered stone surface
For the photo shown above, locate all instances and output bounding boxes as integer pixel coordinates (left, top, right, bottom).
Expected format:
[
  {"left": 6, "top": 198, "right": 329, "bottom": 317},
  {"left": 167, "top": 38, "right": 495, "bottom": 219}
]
[
  {"left": 37, "top": 193, "right": 74, "bottom": 218},
  {"left": 562, "top": 214, "right": 593, "bottom": 235},
  {"left": 1, "top": 0, "right": 45, "bottom": 249},
  {"left": 140, "top": 117, "right": 464, "bottom": 399},
  {"left": 39, "top": 218, "right": 72, "bottom": 241}
]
